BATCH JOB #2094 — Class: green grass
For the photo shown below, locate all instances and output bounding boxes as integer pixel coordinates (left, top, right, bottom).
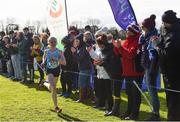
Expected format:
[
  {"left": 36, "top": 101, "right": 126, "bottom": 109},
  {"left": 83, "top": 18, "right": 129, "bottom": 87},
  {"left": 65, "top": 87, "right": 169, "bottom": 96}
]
[{"left": 0, "top": 73, "right": 167, "bottom": 121}]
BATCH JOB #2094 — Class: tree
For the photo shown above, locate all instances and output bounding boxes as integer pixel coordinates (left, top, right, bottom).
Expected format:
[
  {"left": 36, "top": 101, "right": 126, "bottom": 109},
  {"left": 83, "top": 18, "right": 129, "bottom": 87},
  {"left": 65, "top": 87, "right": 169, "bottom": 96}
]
[
  {"left": 33, "top": 20, "right": 41, "bottom": 34},
  {"left": 6, "top": 17, "right": 16, "bottom": 25},
  {"left": 25, "top": 19, "right": 31, "bottom": 27},
  {"left": 70, "top": 20, "right": 83, "bottom": 28},
  {"left": 0, "top": 20, "right": 5, "bottom": 31},
  {"left": 86, "top": 18, "right": 101, "bottom": 27},
  {"left": 86, "top": 18, "right": 101, "bottom": 34}
]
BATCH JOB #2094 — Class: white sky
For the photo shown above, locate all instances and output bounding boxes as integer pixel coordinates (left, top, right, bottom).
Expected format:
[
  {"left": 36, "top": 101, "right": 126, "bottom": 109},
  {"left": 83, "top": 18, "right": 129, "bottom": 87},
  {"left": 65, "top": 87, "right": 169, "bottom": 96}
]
[{"left": 0, "top": 0, "right": 180, "bottom": 28}]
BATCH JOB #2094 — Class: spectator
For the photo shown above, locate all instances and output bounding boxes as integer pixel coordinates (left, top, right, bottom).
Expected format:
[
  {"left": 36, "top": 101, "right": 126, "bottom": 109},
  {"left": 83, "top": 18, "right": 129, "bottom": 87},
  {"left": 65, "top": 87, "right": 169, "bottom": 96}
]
[
  {"left": 31, "top": 35, "right": 44, "bottom": 86},
  {"left": 3, "top": 36, "right": 13, "bottom": 78},
  {"left": 40, "top": 33, "right": 49, "bottom": 49},
  {"left": 71, "top": 34, "right": 94, "bottom": 103},
  {"left": 17, "top": 31, "right": 30, "bottom": 83},
  {"left": 10, "top": 31, "right": 22, "bottom": 81},
  {"left": 139, "top": 14, "right": 160, "bottom": 121},
  {"left": 116, "top": 24, "right": 144, "bottom": 120},
  {"left": 60, "top": 36, "right": 74, "bottom": 98},
  {"left": 83, "top": 31, "right": 96, "bottom": 46},
  {"left": 0, "top": 31, "right": 7, "bottom": 74},
  {"left": 156, "top": 10, "right": 180, "bottom": 121},
  {"left": 88, "top": 34, "right": 113, "bottom": 114},
  {"left": 23, "top": 27, "right": 34, "bottom": 83},
  {"left": 67, "top": 26, "right": 79, "bottom": 91}
]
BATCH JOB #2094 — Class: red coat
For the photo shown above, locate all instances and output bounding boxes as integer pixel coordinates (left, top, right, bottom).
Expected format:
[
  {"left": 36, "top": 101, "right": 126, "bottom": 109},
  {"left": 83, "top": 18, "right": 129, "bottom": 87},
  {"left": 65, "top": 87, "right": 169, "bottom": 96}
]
[{"left": 114, "top": 35, "right": 144, "bottom": 77}]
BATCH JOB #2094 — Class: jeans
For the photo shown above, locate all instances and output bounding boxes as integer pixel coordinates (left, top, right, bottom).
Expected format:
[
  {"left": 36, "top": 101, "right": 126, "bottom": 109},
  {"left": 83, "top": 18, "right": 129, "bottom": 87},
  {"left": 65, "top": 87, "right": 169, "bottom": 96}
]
[
  {"left": 20, "top": 55, "right": 28, "bottom": 81},
  {"left": 6, "top": 59, "right": 14, "bottom": 77},
  {"left": 145, "top": 69, "right": 160, "bottom": 114},
  {"left": 11, "top": 54, "right": 22, "bottom": 79},
  {"left": 78, "top": 70, "right": 91, "bottom": 88}
]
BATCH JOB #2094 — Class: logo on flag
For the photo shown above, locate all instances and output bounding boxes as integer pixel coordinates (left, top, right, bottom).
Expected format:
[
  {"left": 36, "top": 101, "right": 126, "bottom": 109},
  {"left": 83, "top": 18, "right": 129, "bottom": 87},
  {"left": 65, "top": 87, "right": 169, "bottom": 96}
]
[
  {"left": 108, "top": 0, "right": 137, "bottom": 30},
  {"left": 50, "top": 0, "right": 63, "bottom": 18}
]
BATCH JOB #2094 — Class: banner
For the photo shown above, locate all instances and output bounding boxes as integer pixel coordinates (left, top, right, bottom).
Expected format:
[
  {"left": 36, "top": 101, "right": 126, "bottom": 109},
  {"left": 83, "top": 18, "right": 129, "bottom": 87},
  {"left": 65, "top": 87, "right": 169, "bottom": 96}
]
[
  {"left": 108, "top": 0, "right": 137, "bottom": 30},
  {"left": 46, "top": 0, "right": 67, "bottom": 49}
]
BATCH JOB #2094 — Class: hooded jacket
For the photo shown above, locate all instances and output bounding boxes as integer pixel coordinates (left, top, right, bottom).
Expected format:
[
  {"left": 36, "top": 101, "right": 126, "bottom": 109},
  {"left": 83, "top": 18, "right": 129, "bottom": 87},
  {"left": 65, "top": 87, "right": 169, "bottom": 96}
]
[{"left": 120, "top": 34, "right": 144, "bottom": 77}]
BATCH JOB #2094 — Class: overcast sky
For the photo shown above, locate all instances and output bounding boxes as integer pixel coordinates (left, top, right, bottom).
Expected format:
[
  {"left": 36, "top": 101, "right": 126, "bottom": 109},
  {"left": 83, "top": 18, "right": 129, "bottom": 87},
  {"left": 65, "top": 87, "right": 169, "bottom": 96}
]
[{"left": 0, "top": 0, "right": 180, "bottom": 28}]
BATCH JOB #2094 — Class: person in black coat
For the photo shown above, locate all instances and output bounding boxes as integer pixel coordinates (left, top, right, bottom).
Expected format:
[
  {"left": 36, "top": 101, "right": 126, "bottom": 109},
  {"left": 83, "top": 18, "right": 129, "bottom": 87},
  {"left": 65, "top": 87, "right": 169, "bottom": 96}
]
[
  {"left": 102, "top": 38, "right": 123, "bottom": 117},
  {"left": 155, "top": 10, "right": 180, "bottom": 121},
  {"left": 71, "top": 34, "right": 94, "bottom": 102},
  {"left": 60, "top": 36, "right": 74, "bottom": 98},
  {"left": 23, "top": 27, "right": 34, "bottom": 83}
]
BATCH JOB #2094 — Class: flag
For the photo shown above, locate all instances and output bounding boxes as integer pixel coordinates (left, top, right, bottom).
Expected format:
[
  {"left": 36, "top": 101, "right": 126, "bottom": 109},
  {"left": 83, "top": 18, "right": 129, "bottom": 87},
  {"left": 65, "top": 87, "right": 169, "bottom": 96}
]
[
  {"left": 108, "top": 0, "right": 137, "bottom": 30},
  {"left": 46, "top": 0, "right": 68, "bottom": 49}
]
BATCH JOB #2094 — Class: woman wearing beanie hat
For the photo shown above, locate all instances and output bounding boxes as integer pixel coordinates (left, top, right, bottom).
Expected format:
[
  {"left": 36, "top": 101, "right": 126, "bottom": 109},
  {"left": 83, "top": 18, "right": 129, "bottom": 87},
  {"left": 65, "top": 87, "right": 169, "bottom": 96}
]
[
  {"left": 139, "top": 14, "right": 161, "bottom": 121},
  {"left": 155, "top": 10, "right": 180, "bottom": 121},
  {"left": 113, "top": 24, "right": 144, "bottom": 120},
  {"left": 142, "top": 14, "right": 156, "bottom": 31}
]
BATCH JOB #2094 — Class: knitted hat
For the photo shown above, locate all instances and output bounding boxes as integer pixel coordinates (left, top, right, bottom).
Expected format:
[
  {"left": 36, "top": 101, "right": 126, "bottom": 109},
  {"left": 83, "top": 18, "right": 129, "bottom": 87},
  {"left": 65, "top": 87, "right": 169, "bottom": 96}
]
[
  {"left": 127, "top": 24, "right": 141, "bottom": 35},
  {"left": 162, "top": 10, "right": 178, "bottom": 24},
  {"left": 142, "top": 14, "right": 156, "bottom": 30}
]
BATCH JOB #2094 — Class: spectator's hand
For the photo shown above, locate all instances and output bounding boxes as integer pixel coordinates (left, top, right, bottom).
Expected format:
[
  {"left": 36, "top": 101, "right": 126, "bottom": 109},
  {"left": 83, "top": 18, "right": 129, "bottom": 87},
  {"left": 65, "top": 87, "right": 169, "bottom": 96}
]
[
  {"left": 151, "top": 36, "right": 160, "bottom": 48},
  {"left": 86, "top": 46, "right": 93, "bottom": 52},
  {"left": 6, "top": 44, "right": 10, "bottom": 48},
  {"left": 71, "top": 47, "right": 76, "bottom": 53},
  {"left": 93, "top": 60, "right": 103, "bottom": 65},
  {"left": 11, "top": 44, "right": 17, "bottom": 47},
  {"left": 114, "top": 39, "right": 122, "bottom": 48}
]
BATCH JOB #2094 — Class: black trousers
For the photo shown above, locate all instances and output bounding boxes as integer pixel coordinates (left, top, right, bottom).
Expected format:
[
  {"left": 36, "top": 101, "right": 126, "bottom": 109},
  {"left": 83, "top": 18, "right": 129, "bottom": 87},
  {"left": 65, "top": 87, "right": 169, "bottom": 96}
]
[
  {"left": 113, "top": 76, "right": 123, "bottom": 98},
  {"left": 125, "top": 76, "right": 143, "bottom": 118},
  {"left": 163, "top": 74, "right": 180, "bottom": 121},
  {"left": 60, "top": 71, "right": 73, "bottom": 93},
  {"left": 27, "top": 59, "right": 34, "bottom": 81},
  {"left": 37, "top": 61, "right": 44, "bottom": 82},
  {"left": 1, "top": 59, "right": 7, "bottom": 73},
  {"left": 97, "top": 79, "right": 113, "bottom": 110}
]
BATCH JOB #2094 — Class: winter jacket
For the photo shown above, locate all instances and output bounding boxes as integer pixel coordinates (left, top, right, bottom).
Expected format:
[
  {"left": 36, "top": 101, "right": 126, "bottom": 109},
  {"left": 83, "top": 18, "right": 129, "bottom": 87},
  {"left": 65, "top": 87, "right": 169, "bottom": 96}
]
[
  {"left": 73, "top": 44, "right": 92, "bottom": 71},
  {"left": 118, "top": 34, "right": 144, "bottom": 77},
  {"left": 157, "top": 19, "right": 180, "bottom": 77},
  {"left": 139, "top": 28, "right": 159, "bottom": 76},
  {"left": 61, "top": 44, "right": 74, "bottom": 71},
  {"left": 10, "top": 37, "right": 18, "bottom": 55},
  {"left": 100, "top": 43, "right": 122, "bottom": 79},
  {"left": 17, "top": 35, "right": 33, "bottom": 59}
]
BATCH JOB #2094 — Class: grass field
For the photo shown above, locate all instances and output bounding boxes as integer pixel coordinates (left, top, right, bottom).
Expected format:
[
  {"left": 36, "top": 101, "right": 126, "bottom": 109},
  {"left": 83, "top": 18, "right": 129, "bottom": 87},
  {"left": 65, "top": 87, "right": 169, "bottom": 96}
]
[{"left": 0, "top": 73, "right": 167, "bottom": 121}]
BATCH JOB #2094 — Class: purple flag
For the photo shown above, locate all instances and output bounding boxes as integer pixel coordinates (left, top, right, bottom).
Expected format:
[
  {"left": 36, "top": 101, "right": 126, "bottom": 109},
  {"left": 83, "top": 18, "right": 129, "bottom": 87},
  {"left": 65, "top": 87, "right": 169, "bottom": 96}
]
[{"left": 108, "top": 0, "right": 137, "bottom": 30}]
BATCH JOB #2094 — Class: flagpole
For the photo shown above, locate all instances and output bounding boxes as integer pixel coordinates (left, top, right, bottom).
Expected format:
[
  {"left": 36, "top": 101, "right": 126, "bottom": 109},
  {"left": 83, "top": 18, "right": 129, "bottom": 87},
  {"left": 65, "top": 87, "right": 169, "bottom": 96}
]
[{"left": 64, "top": 0, "right": 69, "bottom": 33}]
